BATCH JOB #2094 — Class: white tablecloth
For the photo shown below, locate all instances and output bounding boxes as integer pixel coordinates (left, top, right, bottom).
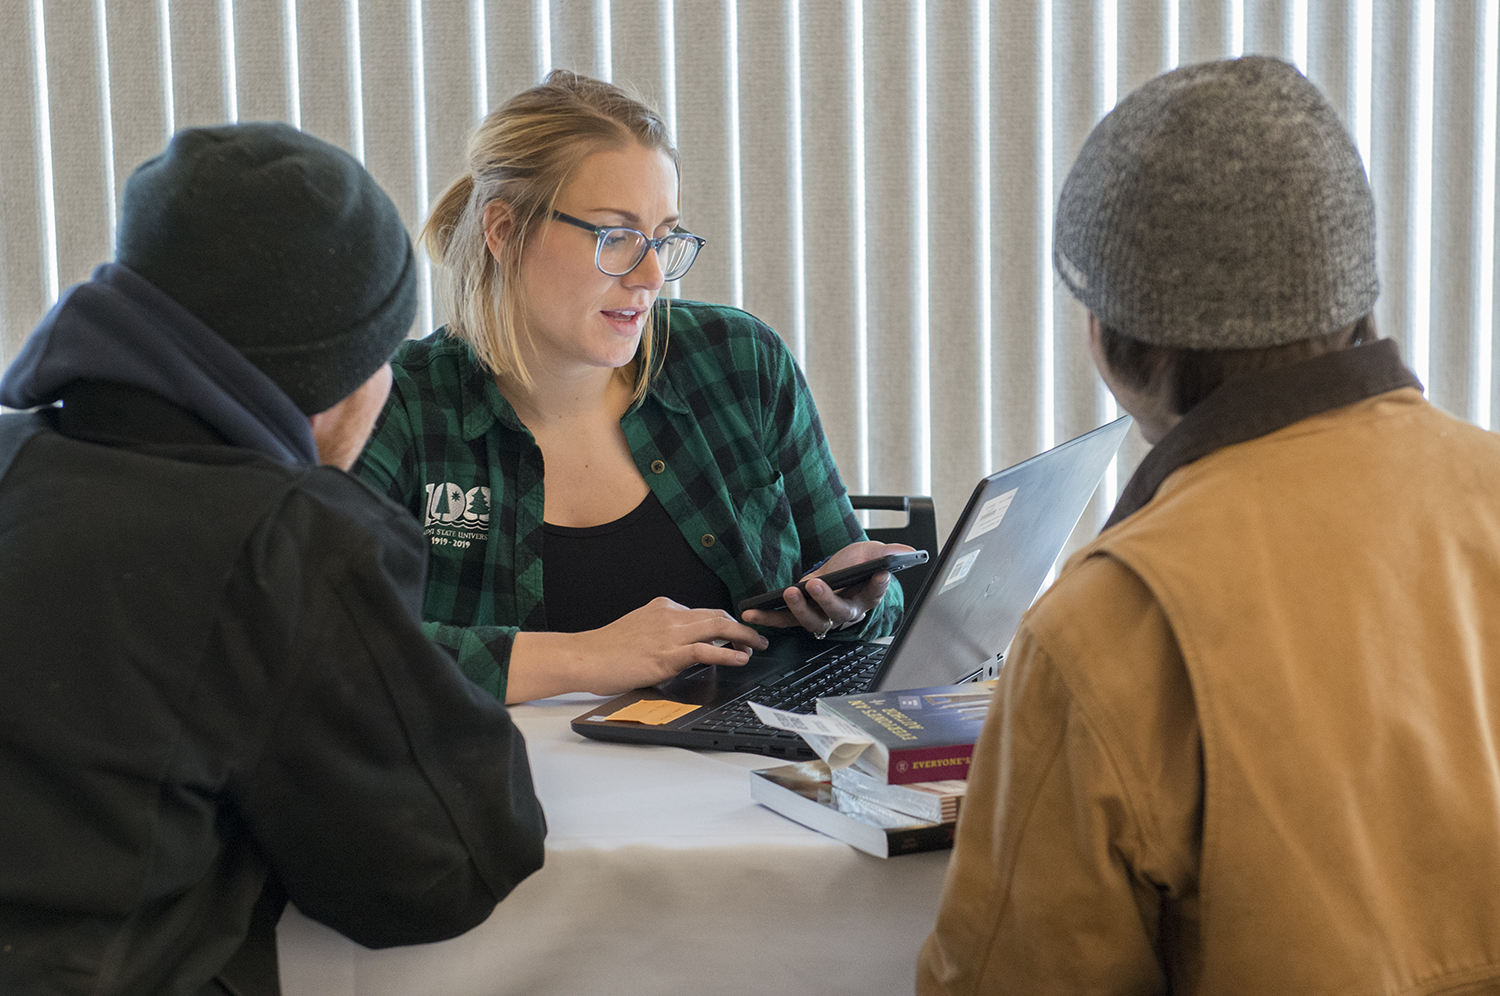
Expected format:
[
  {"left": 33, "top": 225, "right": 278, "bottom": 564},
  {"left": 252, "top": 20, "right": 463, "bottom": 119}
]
[{"left": 278, "top": 693, "right": 951, "bottom": 996}]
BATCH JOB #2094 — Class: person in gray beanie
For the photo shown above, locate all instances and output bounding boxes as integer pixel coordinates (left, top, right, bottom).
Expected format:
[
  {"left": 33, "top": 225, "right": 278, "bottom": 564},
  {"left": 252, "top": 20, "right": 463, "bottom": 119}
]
[
  {"left": 920, "top": 56, "right": 1500, "bottom": 995},
  {"left": 0, "top": 123, "right": 544, "bottom": 996}
]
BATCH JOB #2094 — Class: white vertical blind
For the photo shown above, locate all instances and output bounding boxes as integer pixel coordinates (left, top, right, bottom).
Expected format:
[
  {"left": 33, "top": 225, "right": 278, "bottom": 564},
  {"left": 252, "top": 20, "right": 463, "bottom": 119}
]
[
  {"left": 1478, "top": 0, "right": 1499, "bottom": 430},
  {"left": 928, "top": 0, "right": 987, "bottom": 511},
  {"left": 799, "top": 0, "right": 869, "bottom": 491},
  {"left": 862, "top": 1, "right": 927, "bottom": 501},
  {"left": 28, "top": 0, "right": 58, "bottom": 307},
  {"left": 3, "top": 0, "right": 1498, "bottom": 545}
]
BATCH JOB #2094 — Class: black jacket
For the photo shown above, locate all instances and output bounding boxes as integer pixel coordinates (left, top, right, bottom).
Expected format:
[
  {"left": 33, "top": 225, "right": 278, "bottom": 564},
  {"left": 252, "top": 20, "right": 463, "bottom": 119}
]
[{"left": 0, "top": 269, "right": 546, "bottom": 995}]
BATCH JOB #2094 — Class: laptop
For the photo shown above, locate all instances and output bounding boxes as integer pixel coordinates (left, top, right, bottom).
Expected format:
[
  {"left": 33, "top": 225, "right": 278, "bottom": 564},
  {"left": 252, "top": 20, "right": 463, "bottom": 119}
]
[{"left": 570, "top": 415, "right": 1133, "bottom": 758}]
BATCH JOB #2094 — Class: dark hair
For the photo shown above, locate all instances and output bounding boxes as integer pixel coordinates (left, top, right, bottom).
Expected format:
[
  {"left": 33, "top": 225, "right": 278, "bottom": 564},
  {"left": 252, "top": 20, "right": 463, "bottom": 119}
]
[{"left": 1099, "top": 315, "right": 1372, "bottom": 415}]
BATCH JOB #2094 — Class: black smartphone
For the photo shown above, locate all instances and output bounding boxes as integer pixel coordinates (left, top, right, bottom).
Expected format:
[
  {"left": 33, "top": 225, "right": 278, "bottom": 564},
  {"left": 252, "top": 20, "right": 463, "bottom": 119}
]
[{"left": 737, "top": 550, "right": 930, "bottom": 614}]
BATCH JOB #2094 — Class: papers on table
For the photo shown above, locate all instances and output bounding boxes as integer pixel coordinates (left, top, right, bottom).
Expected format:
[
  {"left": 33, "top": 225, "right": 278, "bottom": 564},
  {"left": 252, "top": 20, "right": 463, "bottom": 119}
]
[{"left": 746, "top": 701, "right": 874, "bottom": 770}]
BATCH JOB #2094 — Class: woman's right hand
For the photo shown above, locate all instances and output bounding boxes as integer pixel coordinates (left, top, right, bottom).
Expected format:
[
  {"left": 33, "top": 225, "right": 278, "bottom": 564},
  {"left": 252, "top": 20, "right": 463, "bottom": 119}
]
[{"left": 505, "top": 597, "right": 768, "bottom": 703}]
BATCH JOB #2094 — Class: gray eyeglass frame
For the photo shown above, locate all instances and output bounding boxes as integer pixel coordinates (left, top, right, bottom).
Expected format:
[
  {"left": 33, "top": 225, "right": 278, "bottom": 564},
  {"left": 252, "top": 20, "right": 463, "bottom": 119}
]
[{"left": 550, "top": 210, "right": 706, "bottom": 280}]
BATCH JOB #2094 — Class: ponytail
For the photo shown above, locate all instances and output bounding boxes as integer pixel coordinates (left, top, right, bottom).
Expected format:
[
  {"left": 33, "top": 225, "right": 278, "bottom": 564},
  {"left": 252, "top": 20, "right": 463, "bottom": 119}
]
[{"left": 421, "top": 173, "right": 475, "bottom": 267}]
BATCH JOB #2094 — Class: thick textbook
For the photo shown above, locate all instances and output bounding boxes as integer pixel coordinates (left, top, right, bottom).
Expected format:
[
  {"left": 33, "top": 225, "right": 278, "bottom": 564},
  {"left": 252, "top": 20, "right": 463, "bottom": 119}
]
[
  {"left": 749, "top": 761, "right": 955, "bottom": 858},
  {"left": 815, "top": 680, "right": 996, "bottom": 785}
]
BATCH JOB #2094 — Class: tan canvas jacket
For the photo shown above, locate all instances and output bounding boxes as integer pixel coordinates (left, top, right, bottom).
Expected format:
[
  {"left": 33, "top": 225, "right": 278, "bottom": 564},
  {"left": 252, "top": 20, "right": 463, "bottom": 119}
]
[{"left": 918, "top": 341, "right": 1500, "bottom": 995}]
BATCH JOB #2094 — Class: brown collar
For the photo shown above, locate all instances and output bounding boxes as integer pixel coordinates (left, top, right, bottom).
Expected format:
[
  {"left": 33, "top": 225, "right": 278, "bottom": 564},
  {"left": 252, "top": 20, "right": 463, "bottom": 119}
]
[{"left": 1106, "top": 338, "right": 1422, "bottom": 528}]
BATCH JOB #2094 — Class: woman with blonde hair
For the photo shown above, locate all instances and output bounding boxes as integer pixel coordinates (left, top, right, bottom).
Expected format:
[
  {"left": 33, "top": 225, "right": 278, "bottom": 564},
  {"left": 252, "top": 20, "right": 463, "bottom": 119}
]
[{"left": 357, "top": 70, "right": 905, "bottom": 703}]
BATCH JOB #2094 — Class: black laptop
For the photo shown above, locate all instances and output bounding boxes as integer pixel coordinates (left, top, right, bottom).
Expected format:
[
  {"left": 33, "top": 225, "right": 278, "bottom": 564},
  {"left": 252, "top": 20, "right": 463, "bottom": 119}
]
[{"left": 570, "top": 415, "right": 1133, "bottom": 758}]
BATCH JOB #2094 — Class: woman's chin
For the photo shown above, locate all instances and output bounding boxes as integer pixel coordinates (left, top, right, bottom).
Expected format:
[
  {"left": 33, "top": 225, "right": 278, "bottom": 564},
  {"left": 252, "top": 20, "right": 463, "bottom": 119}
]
[
  {"left": 577, "top": 346, "right": 640, "bottom": 374},
  {"left": 597, "top": 334, "right": 644, "bottom": 368}
]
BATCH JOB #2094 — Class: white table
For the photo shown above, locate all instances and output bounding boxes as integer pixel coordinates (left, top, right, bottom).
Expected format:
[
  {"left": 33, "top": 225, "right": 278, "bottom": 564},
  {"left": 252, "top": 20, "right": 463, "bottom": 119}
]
[{"left": 278, "top": 693, "right": 951, "bottom": 996}]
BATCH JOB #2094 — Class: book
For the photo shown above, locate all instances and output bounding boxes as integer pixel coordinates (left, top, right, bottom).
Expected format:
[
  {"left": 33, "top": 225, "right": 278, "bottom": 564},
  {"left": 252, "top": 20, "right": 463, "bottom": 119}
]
[
  {"left": 814, "top": 680, "right": 997, "bottom": 785},
  {"left": 749, "top": 760, "right": 955, "bottom": 858},
  {"left": 828, "top": 765, "right": 967, "bottom": 824}
]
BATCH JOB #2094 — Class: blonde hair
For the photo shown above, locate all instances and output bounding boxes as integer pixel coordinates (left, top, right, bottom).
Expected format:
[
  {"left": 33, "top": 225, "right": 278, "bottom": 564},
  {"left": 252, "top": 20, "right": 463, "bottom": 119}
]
[{"left": 421, "top": 70, "right": 678, "bottom": 401}]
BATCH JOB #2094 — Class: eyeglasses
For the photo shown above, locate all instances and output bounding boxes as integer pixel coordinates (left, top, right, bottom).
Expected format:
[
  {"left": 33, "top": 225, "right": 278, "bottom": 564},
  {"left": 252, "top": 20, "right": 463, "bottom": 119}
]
[{"left": 550, "top": 210, "right": 706, "bottom": 281}]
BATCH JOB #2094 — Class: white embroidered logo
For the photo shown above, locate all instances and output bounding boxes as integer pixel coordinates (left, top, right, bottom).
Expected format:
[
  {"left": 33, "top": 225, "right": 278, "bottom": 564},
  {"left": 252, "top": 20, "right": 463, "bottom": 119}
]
[{"left": 423, "top": 483, "right": 490, "bottom": 549}]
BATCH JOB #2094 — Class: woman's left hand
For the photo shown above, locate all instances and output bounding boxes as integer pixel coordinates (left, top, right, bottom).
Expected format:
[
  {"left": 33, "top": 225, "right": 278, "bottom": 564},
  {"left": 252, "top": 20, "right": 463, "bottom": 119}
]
[{"left": 740, "top": 540, "right": 910, "bottom": 638}]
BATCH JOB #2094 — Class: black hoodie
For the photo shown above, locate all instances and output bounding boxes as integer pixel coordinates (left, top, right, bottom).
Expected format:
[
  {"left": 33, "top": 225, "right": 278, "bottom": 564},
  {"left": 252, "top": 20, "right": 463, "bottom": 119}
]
[
  {"left": 1, "top": 263, "right": 318, "bottom": 464},
  {"left": 0, "top": 267, "right": 546, "bottom": 996}
]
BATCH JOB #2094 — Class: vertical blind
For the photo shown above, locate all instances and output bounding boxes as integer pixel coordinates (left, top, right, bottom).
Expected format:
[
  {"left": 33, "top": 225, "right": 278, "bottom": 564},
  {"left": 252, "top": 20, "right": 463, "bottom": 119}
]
[{"left": 3, "top": 0, "right": 1497, "bottom": 546}]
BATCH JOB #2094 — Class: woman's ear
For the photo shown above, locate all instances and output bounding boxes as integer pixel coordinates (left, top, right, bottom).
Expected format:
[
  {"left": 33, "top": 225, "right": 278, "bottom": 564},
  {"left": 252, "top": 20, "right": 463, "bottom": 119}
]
[{"left": 482, "top": 200, "right": 514, "bottom": 260}]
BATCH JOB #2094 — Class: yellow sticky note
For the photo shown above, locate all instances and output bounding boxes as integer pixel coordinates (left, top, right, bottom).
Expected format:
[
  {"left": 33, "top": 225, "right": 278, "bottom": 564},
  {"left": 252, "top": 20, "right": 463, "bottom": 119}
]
[{"left": 604, "top": 699, "right": 700, "bottom": 725}]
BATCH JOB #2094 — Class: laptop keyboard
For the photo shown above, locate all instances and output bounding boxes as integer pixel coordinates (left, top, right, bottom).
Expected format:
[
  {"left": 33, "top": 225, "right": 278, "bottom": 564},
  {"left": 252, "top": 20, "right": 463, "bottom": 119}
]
[{"left": 689, "top": 642, "right": 888, "bottom": 735}]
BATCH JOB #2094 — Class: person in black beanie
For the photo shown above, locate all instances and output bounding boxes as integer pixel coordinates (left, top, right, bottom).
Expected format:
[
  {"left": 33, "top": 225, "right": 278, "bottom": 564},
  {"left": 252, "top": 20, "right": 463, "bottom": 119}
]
[{"left": 0, "top": 123, "right": 545, "bottom": 996}]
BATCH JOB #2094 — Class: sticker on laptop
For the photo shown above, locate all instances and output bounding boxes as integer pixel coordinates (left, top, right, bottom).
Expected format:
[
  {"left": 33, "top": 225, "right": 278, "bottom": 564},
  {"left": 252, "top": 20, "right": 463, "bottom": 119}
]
[
  {"left": 940, "top": 549, "right": 981, "bottom": 592},
  {"left": 964, "top": 488, "right": 1018, "bottom": 543}
]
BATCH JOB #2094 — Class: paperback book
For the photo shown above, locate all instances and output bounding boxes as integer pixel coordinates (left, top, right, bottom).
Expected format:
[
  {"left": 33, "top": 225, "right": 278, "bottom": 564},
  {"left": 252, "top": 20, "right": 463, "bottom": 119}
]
[
  {"left": 810, "top": 678, "right": 996, "bottom": 786},
  {"left": 814, "top": 680, "right": 996, "bottom": 785},
  {"left": 749, "top": 760, "right": 955, "bottom": 858}
]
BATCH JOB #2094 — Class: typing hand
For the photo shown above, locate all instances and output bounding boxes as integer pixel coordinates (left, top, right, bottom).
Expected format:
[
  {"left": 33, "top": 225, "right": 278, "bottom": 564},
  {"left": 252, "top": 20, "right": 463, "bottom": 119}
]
[{"left": 507, "top": 597, "right": 767, "bottom": 702}]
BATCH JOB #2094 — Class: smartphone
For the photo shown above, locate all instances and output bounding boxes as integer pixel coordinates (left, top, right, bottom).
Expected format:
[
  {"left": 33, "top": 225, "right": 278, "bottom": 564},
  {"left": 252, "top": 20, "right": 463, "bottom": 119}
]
[{"left": 737, "top": 550, "right": 930, "bottom": 614}]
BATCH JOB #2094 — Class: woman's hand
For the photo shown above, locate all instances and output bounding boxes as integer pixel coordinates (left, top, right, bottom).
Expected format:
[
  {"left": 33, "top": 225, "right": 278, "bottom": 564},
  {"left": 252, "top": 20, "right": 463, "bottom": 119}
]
[
  {"left": 740, "top": 540, "right": 911, "bottom": 638},
  {"left": 505, "top": 597, "right": 768, "bottom": 703}
]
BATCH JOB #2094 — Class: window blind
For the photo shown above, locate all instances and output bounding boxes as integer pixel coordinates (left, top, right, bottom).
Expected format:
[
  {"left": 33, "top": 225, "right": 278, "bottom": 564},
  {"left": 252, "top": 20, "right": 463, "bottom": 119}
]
[{"left": 3, "top": 0, "right": 1495, "bottom": 543}]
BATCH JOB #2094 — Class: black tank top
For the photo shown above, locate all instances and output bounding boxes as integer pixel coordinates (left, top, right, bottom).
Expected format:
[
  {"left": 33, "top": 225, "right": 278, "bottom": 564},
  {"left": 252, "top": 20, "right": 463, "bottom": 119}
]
[{"left": 542, "top": 490, "right": 734, "bottom": 633}]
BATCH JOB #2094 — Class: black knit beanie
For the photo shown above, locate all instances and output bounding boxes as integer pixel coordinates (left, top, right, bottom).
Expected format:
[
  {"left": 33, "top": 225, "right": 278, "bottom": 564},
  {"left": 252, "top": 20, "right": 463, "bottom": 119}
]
[{"left": 116, "top": 121, "right": 416, "bottom": 414}]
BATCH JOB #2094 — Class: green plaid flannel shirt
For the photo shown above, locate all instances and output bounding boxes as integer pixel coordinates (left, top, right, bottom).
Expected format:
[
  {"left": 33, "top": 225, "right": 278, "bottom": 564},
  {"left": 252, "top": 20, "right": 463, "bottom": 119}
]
[{"left": 354, "top": 300, "right": 902, "bottom": 700}]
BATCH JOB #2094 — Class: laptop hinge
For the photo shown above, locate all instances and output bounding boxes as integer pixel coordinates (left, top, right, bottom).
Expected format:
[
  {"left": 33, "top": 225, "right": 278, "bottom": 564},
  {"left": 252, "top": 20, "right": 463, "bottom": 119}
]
[{"left": 969, "top": 653, "right": 1005, "bottom": 682}]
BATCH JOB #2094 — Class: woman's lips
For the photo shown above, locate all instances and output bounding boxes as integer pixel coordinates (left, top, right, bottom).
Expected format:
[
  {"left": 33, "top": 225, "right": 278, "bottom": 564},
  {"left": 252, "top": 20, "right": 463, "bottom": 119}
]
[{"left": 602, "top": 308, "right": 645, "bottom": 334}]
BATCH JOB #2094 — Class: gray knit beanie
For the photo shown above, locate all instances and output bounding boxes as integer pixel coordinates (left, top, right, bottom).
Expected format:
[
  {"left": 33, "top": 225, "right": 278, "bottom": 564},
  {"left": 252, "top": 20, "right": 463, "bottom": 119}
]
[
  {"left": 1053, "top": 55, "right": 1378, "bottom": 349},
  {"left": 117, "top": 122, "right": 416, "bottom": 414}
]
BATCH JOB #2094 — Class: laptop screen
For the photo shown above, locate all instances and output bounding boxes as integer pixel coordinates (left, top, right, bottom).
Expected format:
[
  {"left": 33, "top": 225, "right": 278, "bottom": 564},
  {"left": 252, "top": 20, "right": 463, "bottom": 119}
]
[{"left": 872, "top": 415, "right": 1132, "bottom": 691}]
